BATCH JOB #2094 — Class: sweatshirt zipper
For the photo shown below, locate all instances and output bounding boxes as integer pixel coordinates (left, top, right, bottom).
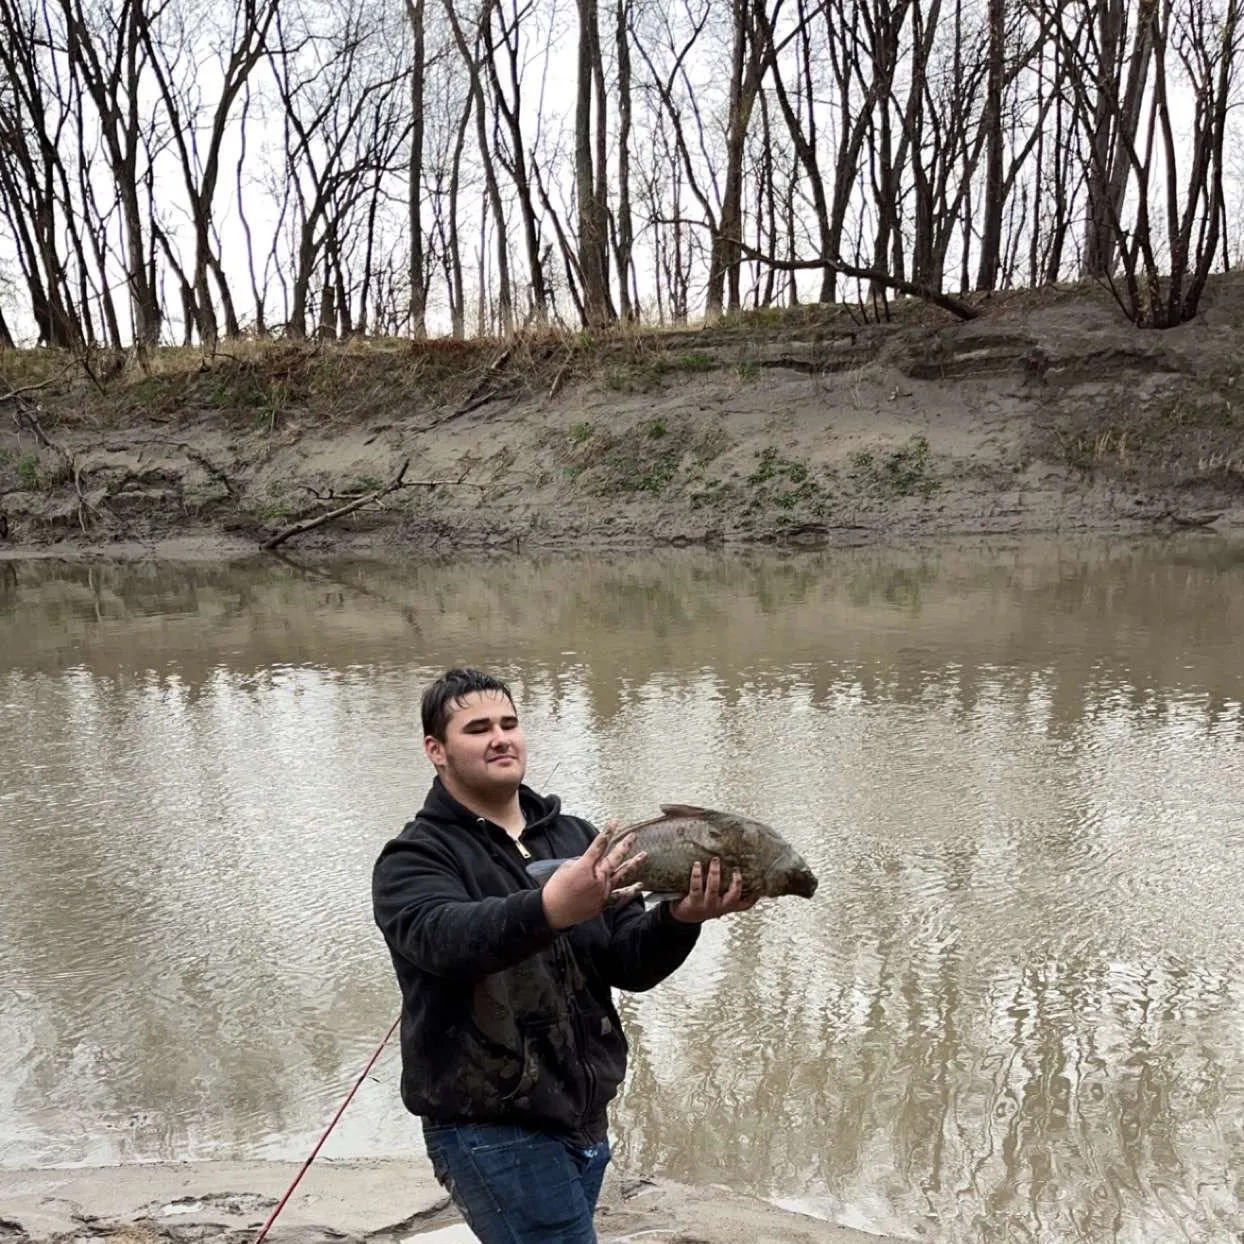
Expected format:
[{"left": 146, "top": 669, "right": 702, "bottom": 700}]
[
  {"left": 580, "top": 1011, "right": 598, "bottom": 1132},
  {"left": 476, "top": 814, "right": 532, "bottom": 861},
  {"left": 552, "top": 937, "right": 598, "bottom": 1134}
]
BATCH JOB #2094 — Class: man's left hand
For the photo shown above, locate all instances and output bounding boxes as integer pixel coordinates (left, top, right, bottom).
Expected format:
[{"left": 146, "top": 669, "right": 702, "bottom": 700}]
[{"left": 668, "top": 858, "right": 758, "bottom": 923}]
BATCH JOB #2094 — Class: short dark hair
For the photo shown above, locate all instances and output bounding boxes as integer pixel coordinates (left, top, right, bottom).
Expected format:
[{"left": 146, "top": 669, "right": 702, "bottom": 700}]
[{"left": 421, "top": 667, "right": 516, "bottom": 741}]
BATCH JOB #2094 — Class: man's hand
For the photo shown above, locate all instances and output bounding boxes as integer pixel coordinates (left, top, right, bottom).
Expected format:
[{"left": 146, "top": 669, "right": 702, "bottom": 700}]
[
  {"left": 542, "top": 826, "right": 647, "bottom": 930},
  {"left": 669, "top": 858, "right": 758, "bottom": 923}
]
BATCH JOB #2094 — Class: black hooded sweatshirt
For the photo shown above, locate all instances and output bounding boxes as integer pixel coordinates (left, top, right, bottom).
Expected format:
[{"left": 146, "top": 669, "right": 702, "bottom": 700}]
[{"left": 372, "top": 778, "right": 701, "bottom": 1145}]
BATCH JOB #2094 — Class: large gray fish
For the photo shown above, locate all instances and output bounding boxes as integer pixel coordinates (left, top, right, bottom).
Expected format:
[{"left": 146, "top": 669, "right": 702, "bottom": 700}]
[{"left": 526, "top": 803, "right": 818, "bottom": 903}]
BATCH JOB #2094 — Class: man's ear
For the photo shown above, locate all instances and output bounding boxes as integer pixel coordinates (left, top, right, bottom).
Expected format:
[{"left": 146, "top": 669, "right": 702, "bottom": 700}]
[{"left": 424, "top": 735, "right": 445, "bottom": 769}]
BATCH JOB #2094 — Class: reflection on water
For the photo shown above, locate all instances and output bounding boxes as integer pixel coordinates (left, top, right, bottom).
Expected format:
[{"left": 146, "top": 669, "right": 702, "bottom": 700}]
[{"left": 3, "top": 540, "right": 1244, "bottom": 1243}]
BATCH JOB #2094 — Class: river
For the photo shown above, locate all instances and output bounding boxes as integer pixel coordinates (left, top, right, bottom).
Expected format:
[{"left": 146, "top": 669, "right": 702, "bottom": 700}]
[{"left": 3, "top": 538, "right": 1244, "bottom": 1243}]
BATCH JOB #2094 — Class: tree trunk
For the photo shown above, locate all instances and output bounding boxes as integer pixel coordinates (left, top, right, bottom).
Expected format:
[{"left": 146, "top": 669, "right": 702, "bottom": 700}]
[
  {"left": 408, "top": 0, "right": 427, "bottom": 338},
  {"left": 758, "top": 0, "right": 833, "bottom": 300},
  {"left": 485, "top": 0, "right": 549, "bottom": 325},
  {"left": 975, "top": 0, "right": 1005, "bottom": 289},
  {"left": 1083, "top": 0, "right": 1153, "bottom": 277},
  {"left": 706, "top": 0, "right": 760, "bottom": 321},
  {"left": 575, "top": 0, "right": 613, "bottom": 326},
  {"left": 614, "top": 0, "right": 636, "bottom": 320},
  {"left": 449, "top": 90, "right": 470, "bottom": 339}
]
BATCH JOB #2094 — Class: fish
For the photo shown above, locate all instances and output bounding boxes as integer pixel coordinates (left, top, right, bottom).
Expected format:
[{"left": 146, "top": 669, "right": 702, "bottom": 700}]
[{"left": 526, "top": 803, "right": 818, "bottom": 904}]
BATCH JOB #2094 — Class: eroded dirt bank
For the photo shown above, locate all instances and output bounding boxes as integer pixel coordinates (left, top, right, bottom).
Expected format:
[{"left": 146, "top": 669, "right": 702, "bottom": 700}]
[{"left": 1, "top": 277, "right": 1243, "bottom": 559}]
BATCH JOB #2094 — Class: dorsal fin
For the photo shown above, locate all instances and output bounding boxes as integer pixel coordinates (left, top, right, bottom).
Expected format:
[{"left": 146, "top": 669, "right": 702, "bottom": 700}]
[
  {"left": 611, "top": 803, "right": 726, "bottom": 842},
  {"left": 659, "top": 802, "right": 711, "bottom": 818}
]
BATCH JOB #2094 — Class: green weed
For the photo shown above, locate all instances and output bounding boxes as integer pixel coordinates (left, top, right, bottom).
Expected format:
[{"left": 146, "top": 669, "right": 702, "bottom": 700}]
[
  {"left": 748, "top": 446, "right": 781, "bottom": 484},
  {"left": 745, "top": 445, "right": 830, "bottom": 511},
  {"left": 851, "top": 435, "right": 940, "bottom": 497},
  {"left": 629, "top": 451, "right": 679, "bottom": 494},
  {"left": 17, "top": 453, "right": 40, "bottom": 489},
  {"left": 670, "top": 351, "right": 716, "bottom": 372}
]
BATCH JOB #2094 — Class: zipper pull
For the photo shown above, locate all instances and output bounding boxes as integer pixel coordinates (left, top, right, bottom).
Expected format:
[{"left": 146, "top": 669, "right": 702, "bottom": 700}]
[{"left": 514, "top": 839, "right": 531, "bottom": 860}]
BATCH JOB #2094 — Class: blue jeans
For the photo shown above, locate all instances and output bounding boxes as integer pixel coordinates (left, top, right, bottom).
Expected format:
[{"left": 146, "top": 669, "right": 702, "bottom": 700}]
[{"left": 422, "top": 1121, "right": 611, "bottom": 1243}]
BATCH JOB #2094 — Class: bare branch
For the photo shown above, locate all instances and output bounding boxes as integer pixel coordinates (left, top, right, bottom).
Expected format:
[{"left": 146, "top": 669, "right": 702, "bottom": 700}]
[
  {"left": 736, "top": 240, "right": 982, "bottom": 319},
  {"left": 260, "top": 458, "right": 484, "bottom": 551}
]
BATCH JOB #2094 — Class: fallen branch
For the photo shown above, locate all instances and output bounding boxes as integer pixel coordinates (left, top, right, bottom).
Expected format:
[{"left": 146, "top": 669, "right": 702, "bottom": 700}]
[
  {"left": 419, "top": 346, "right": 515, "bottom": 432},
  {"left": 735, "top": 242, "right": 982, "bottom": 322},
  {"left": 1154, "top": 509, "right": 1222, "bottom": 529},
  {"left": 547, "top": 353, "right": 573, "bottom": 400},
  {"left": 259, "top": 459, "right": 484, "bottom": 551},
  {"left": 457, "top": 345, "right": 513, "bottom": 407},
  {"left": 0, "top": 364, "right": 76, "bottom": 413}
]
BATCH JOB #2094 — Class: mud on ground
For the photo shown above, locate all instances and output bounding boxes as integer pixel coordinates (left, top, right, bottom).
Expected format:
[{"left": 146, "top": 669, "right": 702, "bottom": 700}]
[{"left": 0, "top": 1159, "right": 895, "bottom": 1244}]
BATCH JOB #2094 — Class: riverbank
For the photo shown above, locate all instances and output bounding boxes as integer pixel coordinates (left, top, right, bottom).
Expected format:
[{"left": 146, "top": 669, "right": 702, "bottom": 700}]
[
  {"left": 0, "top": 1159, "right": 895, "bottom": 1244},
  {"left": 1, "top": 276, "right": 1242, "bottom": 559}
]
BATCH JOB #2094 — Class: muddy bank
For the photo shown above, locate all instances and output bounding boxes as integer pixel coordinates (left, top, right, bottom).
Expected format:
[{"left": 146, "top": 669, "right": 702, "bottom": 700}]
[
  {"left": 1, "top": 277, "right": 1242, "bottom": 558},
  {"left": 0, "top": 1160, "right": 895, "bottom": 1244}
]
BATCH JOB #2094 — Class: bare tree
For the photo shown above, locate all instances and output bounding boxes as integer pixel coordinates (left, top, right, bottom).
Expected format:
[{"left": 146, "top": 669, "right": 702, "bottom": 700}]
[
  {"left": 576, "top": 0, "right": 615, "bottom": 325},
  {"left": 484, "top": 0, "right": 550, "bottom": 325},
  {"left": 408, "top": 0, "right": 427, "bottom": 338},
  {"left": 269, "top": 3, "right": 411, "bottom": 339},
  {"left": 703, "top": 0, "right": 774, "bottom": 320},
  {"left": 441, "top": 0, "right": 513, "bottom": 334},
  {"left": 137, "top": 0, "right": 275, "bottom": 348},
  {"left": 59, "top": 0, "right": 164, "bottom": 347},
  {"left": 614, "top": 0, "right": 638, "bottom": 319},
  {"left": 0, "top": 4, "right": 83, "bottom": 349},
  {"left": 1042, "top": 0, "right": 1241, "bottom": 323}
]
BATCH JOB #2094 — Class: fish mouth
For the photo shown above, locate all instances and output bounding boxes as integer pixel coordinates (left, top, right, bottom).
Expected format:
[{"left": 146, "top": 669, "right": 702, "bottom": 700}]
[{"left": 793, "top": 872, "right": 819, "bottom": 898}]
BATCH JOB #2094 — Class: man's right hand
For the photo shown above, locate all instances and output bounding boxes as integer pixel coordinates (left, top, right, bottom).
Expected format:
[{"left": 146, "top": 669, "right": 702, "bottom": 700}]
[{"left": 541, "top": 827, "right": 646, "bottom": 929}]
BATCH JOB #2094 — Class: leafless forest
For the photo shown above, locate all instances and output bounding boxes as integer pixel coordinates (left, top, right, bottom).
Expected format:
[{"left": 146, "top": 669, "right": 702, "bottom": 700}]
[{"left": 0, "top": 0, "right": 1240, "bottom": 351}]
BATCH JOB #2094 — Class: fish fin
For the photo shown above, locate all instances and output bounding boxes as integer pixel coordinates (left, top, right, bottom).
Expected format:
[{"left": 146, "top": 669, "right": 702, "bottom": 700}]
[
  {"left": 611, "top": 804, "right": 720, "bottom": 838},
  {"left": 658, "top": 803, "right": 712, "bottom": 818},
  {"left": 643, "top": 892, "right": 683, "bottom": 910},
  {"left": 608, "top": 815, "right": 661, "bottom": 838},
  {"left": 526, "top": 857, "right": 574, "bottom": 883},
  {"left": 605, "top": 885, "right": 646, "bottom": 908}
]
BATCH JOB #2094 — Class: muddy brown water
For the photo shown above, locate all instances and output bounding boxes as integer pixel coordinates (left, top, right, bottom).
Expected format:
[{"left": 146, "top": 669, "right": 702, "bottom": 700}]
[{"left": 3, "top": 540, "right": 1244, "bottom": 1242}]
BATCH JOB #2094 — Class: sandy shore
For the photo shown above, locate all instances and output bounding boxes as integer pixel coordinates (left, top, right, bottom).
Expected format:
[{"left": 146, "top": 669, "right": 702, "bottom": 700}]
[{"left": 0, "top": 1159, "right": 902, "bottom": 1244}]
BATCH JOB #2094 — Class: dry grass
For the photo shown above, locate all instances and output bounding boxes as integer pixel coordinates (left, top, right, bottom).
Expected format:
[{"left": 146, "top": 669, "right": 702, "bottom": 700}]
[
  {"left": 0, "top": 323, "right": 735, "bottom": 431},
  {"left": 0, "top": 284, "right": 956, "bottom": 421},
  {"left": 3, "top": 271, "right": 1233, "bottom": 436}
]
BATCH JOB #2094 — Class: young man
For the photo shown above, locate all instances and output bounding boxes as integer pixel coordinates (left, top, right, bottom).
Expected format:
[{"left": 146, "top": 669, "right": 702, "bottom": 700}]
[{"left": 372, "top": 667, "right": 753, "bottom": 1244}]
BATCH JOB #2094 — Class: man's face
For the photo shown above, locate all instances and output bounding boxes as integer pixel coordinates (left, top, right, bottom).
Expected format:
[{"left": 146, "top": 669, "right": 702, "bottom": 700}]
[{"left": 425, "top": 689, "right": 527, "bottom": 798}]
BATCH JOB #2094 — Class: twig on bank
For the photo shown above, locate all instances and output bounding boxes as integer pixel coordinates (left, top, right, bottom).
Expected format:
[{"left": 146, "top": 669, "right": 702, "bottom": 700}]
[{"left": 259, "top": 458, "right": 484, "bottom": 551}]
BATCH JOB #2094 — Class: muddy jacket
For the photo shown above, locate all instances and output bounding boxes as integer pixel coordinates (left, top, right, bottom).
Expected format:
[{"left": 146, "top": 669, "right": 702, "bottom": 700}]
[{"left": 371, "top": 778, "right": 701, "bottom": 1145}]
